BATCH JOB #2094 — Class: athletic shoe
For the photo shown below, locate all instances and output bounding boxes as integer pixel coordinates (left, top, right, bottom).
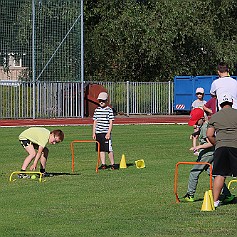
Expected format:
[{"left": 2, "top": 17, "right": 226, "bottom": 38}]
[
  {"left": 111, "top": 164, "right": 116, "bottom": 170},
  {"left": 98, "top": 164, "right": 107, "bottom": 170},
  {"left": 214, "top": 200, "right": 220, "bottom": 208},
  {"left": 183, "top": 193, "right": 195, "bottom": 202},
  {"left": 42, "top": 172, "right": 53, "bottom": 177},
  {"left": 193, "top": 150, "right": 199, "bottom": 156},
  {"left": 222, "top": 194, "right": 235, "bottom": 204},
  {"left": 18, "top": 174, "right": 31, "bottom": 179}
]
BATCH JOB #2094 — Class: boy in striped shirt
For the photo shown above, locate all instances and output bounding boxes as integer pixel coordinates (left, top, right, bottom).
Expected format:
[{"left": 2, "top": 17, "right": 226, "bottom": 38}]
[{"left": 92, "top": 92, "right": 116, "bottom": 170}]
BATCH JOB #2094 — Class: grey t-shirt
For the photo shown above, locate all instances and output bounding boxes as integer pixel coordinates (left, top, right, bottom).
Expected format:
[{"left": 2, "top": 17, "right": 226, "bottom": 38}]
[
  {"left": 208, "top": 107, "right": 237, "bottom": 149},
  {"left": 191, "top": 99, "right": 206, "bottom": 109}
]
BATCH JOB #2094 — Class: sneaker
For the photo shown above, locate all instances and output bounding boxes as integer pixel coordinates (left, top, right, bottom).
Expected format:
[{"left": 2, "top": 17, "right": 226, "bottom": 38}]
[
  {"left": 111, "top": 164, "right": 116, "bottom": 170},
  {"left": 18, "top": 174, "right": 31, "bottom": 179},
  {"left": 98, "top": 164, "right": 107, "bottom": 170},
  {"left": 214, "top": 200, "right": 220, "bottom": 208},
  {"left": 222, "top": 194, "right": 235, "bottom": 204},
  {"left": 183, "top": 193, "right": 195, "bottom": 202},
  {"left": 42, "top": 172, "right": 53, "bottom": 177},
  {"left": 193, "top": 149, "right": 199, "bottom": 156}
]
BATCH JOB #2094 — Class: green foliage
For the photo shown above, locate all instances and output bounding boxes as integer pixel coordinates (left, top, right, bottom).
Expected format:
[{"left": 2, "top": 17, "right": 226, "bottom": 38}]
[
  {"left": 0, "top": 125, "right": 237, "bottom": 236},
  {"left": 84, "top": 0, "right": 237, "bottom": 82},
  {"left": 1, "top": 0, "right": 237, "bottom": 82}
]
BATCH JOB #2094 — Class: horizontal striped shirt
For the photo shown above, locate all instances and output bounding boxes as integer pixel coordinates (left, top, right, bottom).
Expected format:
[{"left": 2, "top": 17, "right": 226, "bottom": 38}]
[{"left": 93, "top": 106, "right": 114, "bottom": 133}]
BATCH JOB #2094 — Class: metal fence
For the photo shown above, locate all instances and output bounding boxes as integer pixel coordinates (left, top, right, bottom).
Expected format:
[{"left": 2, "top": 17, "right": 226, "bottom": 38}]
[
  {"left": 0, "top": 1, "right": 174, "bottom": 119},
  {"left": 0, "top": 81, "right": 173, "bottom": 119}
]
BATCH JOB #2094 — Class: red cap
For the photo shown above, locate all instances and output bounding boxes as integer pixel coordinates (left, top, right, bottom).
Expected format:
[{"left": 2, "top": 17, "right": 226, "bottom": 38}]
[{"left": 188, "top": 108, "right": 204, "bottom": 126}]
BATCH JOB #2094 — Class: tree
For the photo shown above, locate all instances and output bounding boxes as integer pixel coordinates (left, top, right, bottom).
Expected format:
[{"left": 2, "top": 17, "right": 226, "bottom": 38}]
[{"left": 84, "top": 0, "right": 237, "bottom": 82}]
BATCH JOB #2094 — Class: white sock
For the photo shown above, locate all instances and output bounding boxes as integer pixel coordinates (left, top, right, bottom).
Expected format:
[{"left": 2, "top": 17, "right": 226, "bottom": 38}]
[{"left": 214, "top": 200, "right": 220, "bottom": 208}]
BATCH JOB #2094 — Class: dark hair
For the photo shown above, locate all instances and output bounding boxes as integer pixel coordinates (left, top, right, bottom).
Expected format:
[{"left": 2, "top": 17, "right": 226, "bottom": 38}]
[
  {"left": 51, "top": 129, "right": 64, "bottom": 142},
  {"left": 218, "top": 62, "right": 229, "bottom": 73},
  {"left": 220, "top": 101, "right": 233, "bottom": 108}
]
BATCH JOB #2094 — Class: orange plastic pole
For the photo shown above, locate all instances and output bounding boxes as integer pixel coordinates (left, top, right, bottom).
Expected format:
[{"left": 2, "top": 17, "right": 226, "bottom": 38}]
[
  {"left": 70, "top": 140, "right": 100, "bottom": 173},
  {"left": 174, "top": 161, "right": 212, "bottom": 203}
]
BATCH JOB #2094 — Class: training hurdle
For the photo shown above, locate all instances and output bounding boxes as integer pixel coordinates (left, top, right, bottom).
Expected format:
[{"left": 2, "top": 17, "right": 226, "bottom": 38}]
[
  {"left": 174, "top": 161, "right": 213, "bottom": 203},
  {"left": 228, "top": 179, "right": 237, "bottom": 189},
  {"left": 9, "top": 171, "right": 43, "bottom": 182},
  {"left": 70, "top": 140, "right": 100, "bottom": 173}
]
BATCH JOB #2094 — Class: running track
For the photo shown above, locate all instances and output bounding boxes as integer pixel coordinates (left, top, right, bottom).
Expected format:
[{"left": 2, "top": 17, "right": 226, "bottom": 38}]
[{"left": 0, "top": 115, "right": 189, "bottom": 127}]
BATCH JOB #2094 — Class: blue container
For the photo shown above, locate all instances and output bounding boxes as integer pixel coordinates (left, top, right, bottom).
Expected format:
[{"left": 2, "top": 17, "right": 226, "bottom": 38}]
[{"left": 174, "top": 75, "right": 218, "bottom": 112}]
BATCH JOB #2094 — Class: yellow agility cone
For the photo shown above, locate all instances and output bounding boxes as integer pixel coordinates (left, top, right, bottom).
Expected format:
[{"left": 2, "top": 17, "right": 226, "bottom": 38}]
[
  {"left": 120, "top": 154, "right": 127, "bottom": 169},
  {"left": 201, "top": 191, "right": 215, "bottom": 211},
  {"left": 208, "top": 190, "right": 215, "bottom": 210},
  {"left": 135, "top": 159, "right": 145, "bottom": 169}
]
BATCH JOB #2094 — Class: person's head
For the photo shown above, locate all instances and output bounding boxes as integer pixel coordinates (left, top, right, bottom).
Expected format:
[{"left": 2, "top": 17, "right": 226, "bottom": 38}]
[
  {"left": 218, "top": 93, "right": 233, "bottom": 108},
  {"left": 195, "top": 87, "right": 204, "bottom": 100},
  {"left": 49, "top": 129, "right": 64, "bottom": 144},
  {"left": 188, "top": 108, "right": 205, "bottom": 127},
  {"left": 97, "top": 92, "right": 108, "bottom": 108},
  {"left": 217, "top": 62, "right": 229, "bottom": 77}
]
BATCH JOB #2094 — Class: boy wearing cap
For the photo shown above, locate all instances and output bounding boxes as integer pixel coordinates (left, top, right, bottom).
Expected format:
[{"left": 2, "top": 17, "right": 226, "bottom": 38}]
[
  {"left": 207, "top": 93, "right": 237, "bottom": 208},
  {"left": 92, "top": 92, "right": 116, "bottom": 170},
  {"left": 184, "top": 108, "right": 233, "bottom": 202},
  {"left": 190, "top": 88, "right": 207, "bottom": 155},
  {"left": 191, "top": 87, "right": 206, "bottom": 110}
]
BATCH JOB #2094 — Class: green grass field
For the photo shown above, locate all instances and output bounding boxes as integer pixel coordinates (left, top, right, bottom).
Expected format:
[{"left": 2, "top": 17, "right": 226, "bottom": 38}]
[{"left": 0, "top": 125, "right": 236, "bottom": 237}]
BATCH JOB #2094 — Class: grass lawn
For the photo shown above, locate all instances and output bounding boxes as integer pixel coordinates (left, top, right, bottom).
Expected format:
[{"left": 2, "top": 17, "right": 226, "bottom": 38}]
[{"left": 0, "top": 124, "right": 236, "bottom": 237}]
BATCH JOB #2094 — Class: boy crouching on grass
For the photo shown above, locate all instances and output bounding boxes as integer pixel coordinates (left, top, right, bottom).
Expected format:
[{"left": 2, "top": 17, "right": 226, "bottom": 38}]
[
  {"left": 18, "top": 127, "right": 64, "bottom": 178},
  {"left": 92, "top": 92, "right": 116, "bottom": 170}
]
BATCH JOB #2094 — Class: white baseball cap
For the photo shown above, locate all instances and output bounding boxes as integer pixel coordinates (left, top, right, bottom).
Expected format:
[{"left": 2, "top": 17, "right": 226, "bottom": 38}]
[
  {"left": 97, "top": 92, "right": 108, "bottom": 100},
  {"left": 196, "top": 87, "right": 204, "bottom": 94},
  {"left": 218, "top": 93, "right": 233, "bottom": 106}
]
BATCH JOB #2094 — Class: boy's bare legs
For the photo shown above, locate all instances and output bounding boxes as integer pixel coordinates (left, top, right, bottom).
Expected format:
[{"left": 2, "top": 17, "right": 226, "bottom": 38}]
[
  {"left": 21, "top": 144, "right": 36, "bottom": 170},
  {"left": 213, "top": 175, "right": 225, "bottom": 207},
  {"left": 100, "top": 152, "right": 106, "bottom": 165},
  {"left": 40, "top": 147, "right": 49, "bottom": 171},
  {"left": 108, "top": 151, "right": 114, "bottom": 165}
]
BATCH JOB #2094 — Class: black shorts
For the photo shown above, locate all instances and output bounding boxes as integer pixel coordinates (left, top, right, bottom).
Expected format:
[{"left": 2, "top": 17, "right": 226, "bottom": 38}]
[
  {"left": 213, "top": 147, "right": 237, "bottom": 177},
  {"left": 19, "top": 139, "right": 39, "bottom": 150},
  {"left": 95, "top": 133, "right": 113, "bottom": 152}
]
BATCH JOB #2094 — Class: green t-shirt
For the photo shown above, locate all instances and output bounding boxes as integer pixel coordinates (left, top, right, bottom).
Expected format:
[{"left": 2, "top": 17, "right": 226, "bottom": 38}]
[
  {"left": 208, "top": 107, "right": 237, "bottom": 149},
  {"left": 19, "top": 127, "right": 50, "bottom": 147}
]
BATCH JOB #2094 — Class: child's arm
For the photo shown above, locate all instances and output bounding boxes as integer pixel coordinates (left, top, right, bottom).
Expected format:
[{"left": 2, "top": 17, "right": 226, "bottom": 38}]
[
  {"left": 190, "top": 137, "right": 213, "bottom": 151},
  {"left": 30, "top": 146, "right": 44, "bottom": 170},
  {"left": 105, "top": 120, "right": 113, "bottom": 140},
  {"left": 92, "top": 120, "right": 97, "bottom": 140},
  {"left": 203, "top": 105, "right": 212, "bottom": 114}
]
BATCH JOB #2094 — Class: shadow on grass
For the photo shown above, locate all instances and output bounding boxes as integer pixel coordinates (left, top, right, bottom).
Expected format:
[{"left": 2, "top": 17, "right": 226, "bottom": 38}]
[
  {"left": 47, "top": 172, "right": 80, "bottom": 177},
  {"left": 179, "top": 197, "right": 237, "bottom": 206},
  {"left": 105, "top": 163, "right": 135, "bottom": 170}
]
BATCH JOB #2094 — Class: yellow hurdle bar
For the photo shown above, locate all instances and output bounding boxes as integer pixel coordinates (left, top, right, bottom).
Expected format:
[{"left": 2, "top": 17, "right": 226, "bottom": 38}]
[
  {"left": 9, "top": 171, "right": 43, "bottom": 182},
  {"left": 228, "top": 179, "right": 237, "bottom": 189}
]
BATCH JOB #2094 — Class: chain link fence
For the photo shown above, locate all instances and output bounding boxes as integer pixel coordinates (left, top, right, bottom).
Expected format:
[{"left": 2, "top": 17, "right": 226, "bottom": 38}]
[
  {"left": 0, "top": 1, "right": 174, "bottom": 119},
  {"left": 0, "top": 0, "right": 82, "bottom": 83}
]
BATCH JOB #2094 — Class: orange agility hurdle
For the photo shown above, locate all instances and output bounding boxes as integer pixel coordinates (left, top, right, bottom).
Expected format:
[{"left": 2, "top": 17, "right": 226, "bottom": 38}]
[
  {"left": 174, "top": 161, "right": 213, "bottom": 203},
  {"left": 70, "top": 140, "right": 100, "bottom": 173}
]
